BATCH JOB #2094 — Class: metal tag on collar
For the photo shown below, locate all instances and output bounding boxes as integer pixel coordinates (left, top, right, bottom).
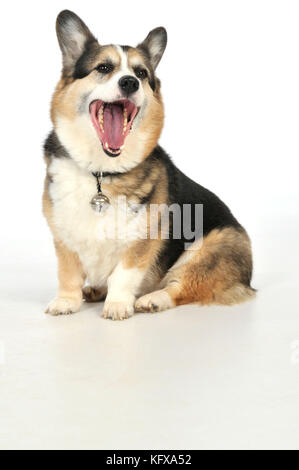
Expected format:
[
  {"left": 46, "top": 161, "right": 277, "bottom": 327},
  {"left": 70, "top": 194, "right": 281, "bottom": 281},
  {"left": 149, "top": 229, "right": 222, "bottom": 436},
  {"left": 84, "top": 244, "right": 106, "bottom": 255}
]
[{"left": 90, "top": 171, "right": 110, "bottom": 213}]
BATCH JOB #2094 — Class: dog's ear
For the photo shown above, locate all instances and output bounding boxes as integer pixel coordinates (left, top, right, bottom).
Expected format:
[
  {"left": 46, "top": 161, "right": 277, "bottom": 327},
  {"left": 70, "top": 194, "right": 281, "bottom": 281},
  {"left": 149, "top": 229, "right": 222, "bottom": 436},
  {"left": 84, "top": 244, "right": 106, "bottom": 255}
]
[
  {"left": 56, "top": 10, "right": 97, "bottom": 71},
  {"left": 138, "top": 27, "right": 167, "bottom": 70}
]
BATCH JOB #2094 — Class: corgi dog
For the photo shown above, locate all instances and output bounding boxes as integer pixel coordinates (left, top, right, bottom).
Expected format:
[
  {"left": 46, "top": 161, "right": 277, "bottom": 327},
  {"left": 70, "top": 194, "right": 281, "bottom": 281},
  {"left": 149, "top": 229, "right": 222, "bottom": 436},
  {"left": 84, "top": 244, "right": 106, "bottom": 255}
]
[{"left": 43, "top": 10, "right": 255, "bottom": 320}]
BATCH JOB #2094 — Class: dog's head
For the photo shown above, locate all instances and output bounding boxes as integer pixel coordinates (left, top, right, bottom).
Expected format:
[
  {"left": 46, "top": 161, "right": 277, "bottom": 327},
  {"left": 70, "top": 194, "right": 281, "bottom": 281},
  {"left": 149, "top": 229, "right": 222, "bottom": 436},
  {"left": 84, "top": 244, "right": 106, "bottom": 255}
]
[{"left": 51, "top": 10, "right": 167, "bottom": 173}]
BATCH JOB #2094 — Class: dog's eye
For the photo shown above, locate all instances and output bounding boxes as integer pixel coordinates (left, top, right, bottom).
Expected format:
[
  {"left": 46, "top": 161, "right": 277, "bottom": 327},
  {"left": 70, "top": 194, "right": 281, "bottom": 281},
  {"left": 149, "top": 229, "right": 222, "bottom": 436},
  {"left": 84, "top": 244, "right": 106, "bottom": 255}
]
[
  {"left": 96, "top": 63, "right": 114, "bottom": 74},
  {"left": 134, "top": 67, "right": 148, "bottom": 80}
]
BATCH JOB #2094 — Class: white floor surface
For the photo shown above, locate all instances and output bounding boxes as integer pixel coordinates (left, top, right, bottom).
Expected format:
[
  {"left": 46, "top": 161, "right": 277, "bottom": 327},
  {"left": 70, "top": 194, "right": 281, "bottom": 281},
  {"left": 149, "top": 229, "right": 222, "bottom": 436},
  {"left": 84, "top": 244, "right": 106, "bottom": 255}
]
[{"left": 0, "top": 216, "right": 299, "bottom": 450}]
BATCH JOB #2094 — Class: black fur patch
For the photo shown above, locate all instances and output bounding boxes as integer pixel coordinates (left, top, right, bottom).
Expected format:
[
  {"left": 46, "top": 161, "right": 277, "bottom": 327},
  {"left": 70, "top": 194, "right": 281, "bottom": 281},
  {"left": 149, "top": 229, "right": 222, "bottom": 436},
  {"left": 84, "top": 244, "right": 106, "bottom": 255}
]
[
  {"left": 136, "top": 45, "right": 157, "bottom": 90},
  {"left": 73, "top": 40, "right": 102, "bottom": 79},
  {"left": 69, "top": 40, "right": 157, "bottom": 90},
  {"left": 120, "top": 45, "right": 130, "bottom": 52},
  {"left": 144, "top": 146, "right": 242, "bottom": 271},
  {"left": 44, "top": 131, "right": 69, "bottom": 159},
  {"left": 152, "top": 146, "right": 240, "bottom": 234}
]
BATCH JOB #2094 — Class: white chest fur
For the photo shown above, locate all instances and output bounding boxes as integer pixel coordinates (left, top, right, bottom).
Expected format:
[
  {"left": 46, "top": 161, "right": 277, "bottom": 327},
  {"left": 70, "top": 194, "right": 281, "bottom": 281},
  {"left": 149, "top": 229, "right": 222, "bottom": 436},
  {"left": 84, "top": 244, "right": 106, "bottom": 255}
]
[{"left": 48, "top": 158, "right": 146, "bottom": 287}]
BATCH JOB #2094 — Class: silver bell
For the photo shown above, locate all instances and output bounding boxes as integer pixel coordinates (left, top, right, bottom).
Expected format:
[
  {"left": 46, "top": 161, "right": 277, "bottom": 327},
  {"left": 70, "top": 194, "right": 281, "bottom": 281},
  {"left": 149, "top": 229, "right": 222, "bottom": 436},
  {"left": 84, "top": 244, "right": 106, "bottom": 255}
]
[{"left": 90, "top": 192, "right": 110, "bottom": 213}]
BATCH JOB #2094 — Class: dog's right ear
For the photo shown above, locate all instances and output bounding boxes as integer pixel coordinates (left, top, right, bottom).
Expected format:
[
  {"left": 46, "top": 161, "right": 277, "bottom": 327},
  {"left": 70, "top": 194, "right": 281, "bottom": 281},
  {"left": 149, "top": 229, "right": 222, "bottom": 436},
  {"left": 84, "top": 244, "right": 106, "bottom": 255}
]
[{"left": 56, "top": 10, "right": 97, "bottom": 72}]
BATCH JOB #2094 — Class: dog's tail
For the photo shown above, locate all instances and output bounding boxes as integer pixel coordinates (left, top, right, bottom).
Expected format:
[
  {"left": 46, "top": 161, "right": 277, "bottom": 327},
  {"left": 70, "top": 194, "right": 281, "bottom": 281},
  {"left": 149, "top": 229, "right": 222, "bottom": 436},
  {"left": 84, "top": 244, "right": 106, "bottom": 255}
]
[{"left": 214, "top": 283, "right": 257, "bottom": 306}]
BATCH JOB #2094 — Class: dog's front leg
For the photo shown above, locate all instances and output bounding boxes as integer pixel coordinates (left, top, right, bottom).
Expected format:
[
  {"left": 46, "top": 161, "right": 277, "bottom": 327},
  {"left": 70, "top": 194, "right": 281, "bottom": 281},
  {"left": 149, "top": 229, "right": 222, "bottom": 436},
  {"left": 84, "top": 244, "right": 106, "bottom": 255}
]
[
  {"left": 103, "top": 240, "right": 159, "bottom": 320},
  {"left": 103, "top": 263, "right": 143, "bottom": 320},
  {"left": 46, "top": 240, "right": 85, "bottom": 316}
]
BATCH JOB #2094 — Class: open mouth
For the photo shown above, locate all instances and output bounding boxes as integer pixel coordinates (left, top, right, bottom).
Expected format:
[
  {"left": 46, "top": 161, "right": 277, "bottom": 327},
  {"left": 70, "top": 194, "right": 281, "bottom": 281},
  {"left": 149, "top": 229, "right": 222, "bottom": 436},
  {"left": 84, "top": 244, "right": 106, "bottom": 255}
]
[{"left": 89, "top": 99, "right": 139, "bottom": 157}]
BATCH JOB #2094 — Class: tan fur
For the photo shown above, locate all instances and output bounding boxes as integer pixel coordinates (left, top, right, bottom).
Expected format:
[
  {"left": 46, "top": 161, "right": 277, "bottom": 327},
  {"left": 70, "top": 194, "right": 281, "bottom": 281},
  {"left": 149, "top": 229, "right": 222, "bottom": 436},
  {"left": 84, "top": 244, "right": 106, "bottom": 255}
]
[
  {"left": 127, "top": 48, "right": 147, "bottom": 66},
  {"left": 108, "top": 160, "right": 168, "bottom": 272},
  {"left": 43, "top": 184, "right": 85, "bottom": 314},
  {"left": 135, "top": 227, "right": 255, "bottom": 313},
  {"left": 51, "top": 73, "right": 95, "bottom": 123},
  {"left": 52, "top": 239, "right": 85, "bottom": 301},
  {"left": 138, "top": 92, "right": 164, "bottom": 159},
  {"left": 127, "top": 48, "right": 164, "bottom": 158},
  {"left": 157, "top": 227, "right": 255, "bottom": 307},
  {"left": 104, "top": 161, "right": 169, "bottom": 283},
  {"left": 101, "top": 156, "right": 167, "bottom": 201},
  {"left": 51, "top": 46, "right": 121, "bottom": 124},
  {"left": 123, "top": 239, "right": 164, "bottom": 270}
]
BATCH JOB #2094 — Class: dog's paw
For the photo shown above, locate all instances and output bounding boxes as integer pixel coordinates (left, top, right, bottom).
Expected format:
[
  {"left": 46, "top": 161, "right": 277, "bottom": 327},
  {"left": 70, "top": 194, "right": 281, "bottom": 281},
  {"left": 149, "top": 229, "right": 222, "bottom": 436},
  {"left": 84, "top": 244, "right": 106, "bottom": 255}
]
[
  {"left": 103, "top": 296, "right": 135, "bottom": 321},
  {"left": 45, "top": 297, "right": 82, "bottom": 316},
  {"left": 83, "top": 286, "right": 107, "bottom": 303},
  {"left": 135, "top": 289, "right": 175, "bottom": 313}
]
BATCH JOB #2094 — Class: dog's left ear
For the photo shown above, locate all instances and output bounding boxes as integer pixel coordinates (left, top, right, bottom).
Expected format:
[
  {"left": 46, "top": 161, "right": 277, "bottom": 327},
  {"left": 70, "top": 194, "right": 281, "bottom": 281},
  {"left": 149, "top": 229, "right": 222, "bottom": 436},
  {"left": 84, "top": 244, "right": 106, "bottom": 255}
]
[{"left": 138, "top": 27, "right": 167, "bottom": 70}]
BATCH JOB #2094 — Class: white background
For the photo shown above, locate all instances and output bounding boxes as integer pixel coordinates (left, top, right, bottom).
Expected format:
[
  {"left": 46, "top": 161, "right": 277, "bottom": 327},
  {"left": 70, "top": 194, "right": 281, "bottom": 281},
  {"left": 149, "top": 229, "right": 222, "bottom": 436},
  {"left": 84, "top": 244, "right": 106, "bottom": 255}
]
[{"left": 0, "top": 0, "right": 298, "bottom": 450}]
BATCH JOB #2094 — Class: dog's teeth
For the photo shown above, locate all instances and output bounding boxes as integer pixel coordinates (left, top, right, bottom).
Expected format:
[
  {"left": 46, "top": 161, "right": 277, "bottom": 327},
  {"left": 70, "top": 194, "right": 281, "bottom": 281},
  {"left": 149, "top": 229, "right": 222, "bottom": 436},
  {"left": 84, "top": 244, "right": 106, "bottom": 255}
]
[
  {"left": 123, "top": 108, "right": 128, "bottom": 131},
  {"left": 105, "top": 142, "right": 109, "bottom": 149},
  {"left": 98, "top": 106, "right": 104, "bottom": 124},
  {"left": 120, "top": 145, "right": 125, "bottom": 150}
]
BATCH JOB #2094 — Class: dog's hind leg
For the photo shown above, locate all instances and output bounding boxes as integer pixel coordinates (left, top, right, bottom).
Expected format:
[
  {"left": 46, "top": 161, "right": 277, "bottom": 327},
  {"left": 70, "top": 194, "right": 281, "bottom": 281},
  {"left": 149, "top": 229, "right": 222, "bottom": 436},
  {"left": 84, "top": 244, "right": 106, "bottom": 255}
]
[{"left": 135, "top": 227, "right": 256, "bottom": 312}]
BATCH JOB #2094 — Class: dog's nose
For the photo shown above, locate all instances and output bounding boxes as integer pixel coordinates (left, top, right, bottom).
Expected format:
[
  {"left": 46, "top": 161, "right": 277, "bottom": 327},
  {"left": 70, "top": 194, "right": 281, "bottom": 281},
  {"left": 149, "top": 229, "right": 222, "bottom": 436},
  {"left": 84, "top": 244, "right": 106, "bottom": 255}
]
[{"left": 118, "top": 75, "right": 139, "bottom": 96}]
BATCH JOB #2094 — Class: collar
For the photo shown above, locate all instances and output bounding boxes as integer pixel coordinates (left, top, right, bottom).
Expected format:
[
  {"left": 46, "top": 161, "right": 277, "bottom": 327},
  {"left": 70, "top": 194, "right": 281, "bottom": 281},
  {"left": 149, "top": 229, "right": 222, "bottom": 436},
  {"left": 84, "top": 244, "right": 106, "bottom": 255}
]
[
  {"left": 101, "top": 171, "right": 124, "bottom": 178},
  {"left": 92, "top": 170, "right": 124, "bottom": 194}
]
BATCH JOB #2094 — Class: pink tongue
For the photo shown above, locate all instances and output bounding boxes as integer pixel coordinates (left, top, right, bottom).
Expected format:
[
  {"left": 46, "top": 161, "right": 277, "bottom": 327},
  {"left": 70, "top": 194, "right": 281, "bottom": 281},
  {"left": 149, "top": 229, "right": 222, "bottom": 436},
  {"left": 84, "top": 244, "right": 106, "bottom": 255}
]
[{"left": 103, "top": 104, "right": 125, "bottom": 149}]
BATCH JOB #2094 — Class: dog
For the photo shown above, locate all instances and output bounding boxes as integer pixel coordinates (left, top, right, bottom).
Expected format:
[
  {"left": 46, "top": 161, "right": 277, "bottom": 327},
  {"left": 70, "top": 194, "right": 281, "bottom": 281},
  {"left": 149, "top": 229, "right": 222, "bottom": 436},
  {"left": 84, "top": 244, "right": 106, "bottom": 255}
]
[{"left": 43, "top": 10, "right": 255, "bottom": 320}]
